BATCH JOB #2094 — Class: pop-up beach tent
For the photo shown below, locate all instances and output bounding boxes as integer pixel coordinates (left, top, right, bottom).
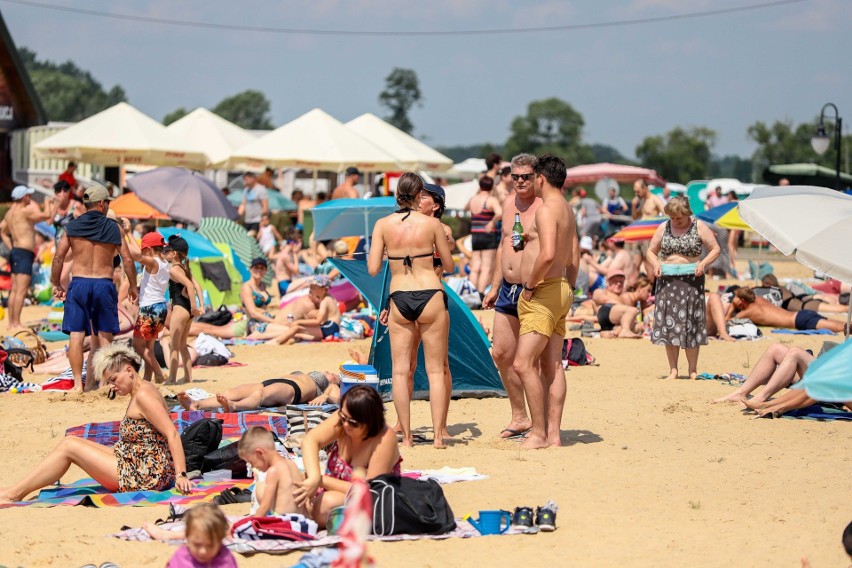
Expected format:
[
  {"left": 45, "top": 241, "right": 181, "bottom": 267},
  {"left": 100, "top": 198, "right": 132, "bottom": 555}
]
[{"left": 330, "top": 258, "right": 504, "bottom": 399}]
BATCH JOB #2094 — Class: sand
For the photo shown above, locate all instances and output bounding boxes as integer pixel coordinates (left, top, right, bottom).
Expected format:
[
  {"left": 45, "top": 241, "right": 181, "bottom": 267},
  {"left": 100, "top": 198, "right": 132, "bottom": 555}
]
[{"left": 1, "top": 258, "right": 850, "bottom": 567}]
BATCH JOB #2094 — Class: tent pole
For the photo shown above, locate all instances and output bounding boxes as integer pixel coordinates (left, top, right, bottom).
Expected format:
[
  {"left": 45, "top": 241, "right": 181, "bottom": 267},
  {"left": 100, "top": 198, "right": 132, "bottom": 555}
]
[
  {"left": 312, "top": 170, "right": 318, "bottom": 195},
  {"left": 846, "top": 301, "right": 851, "bottom": 339},
  {"left": 364, "top": 209, "right": 370, "bottom": 252}
]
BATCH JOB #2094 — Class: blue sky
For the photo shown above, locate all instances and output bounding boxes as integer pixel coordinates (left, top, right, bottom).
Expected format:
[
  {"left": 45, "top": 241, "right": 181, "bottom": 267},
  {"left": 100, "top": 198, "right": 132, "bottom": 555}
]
[{"left": 2, "top": 0, "right": 850, "bottom": 160}]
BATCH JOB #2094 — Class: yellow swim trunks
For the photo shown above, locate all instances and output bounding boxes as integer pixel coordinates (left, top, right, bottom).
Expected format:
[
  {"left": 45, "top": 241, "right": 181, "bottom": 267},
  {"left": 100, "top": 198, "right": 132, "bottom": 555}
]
[{"left": 518, "top": 277, "right": 573, "bottom": 338}]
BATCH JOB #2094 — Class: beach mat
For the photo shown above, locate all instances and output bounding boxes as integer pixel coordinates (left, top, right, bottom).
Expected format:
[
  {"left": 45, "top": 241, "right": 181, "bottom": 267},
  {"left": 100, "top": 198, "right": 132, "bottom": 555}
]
[
  {"left": 113, "top": 518, "right": 527, "bottom": 556},
  {"left": 771, "top": 329, "right": 836, "bottom": 335},
  {"left": 66, "top": 411, "right": 288, "bottom": 446},
  {"left": 0, "top": 478, "right": 251, "bottom": 509},
  {"left": 780, "top": 403, "right": 852, "bottom": 421}
]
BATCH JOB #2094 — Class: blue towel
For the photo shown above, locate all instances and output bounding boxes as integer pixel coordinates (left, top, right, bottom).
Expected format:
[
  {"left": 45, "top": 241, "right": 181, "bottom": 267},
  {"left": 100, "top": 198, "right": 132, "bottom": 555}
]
[
  {"left": 771, "top": 329, "right": 836, "bottom": 335},
  {"left": 781, "top": 404, "right": 852, "bottom": 421}
]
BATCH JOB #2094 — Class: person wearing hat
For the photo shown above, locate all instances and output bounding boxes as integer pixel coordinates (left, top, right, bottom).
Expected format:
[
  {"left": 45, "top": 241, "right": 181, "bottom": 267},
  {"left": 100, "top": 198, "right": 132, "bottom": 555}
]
[
  {"left": 238, "top": 172, "right": 269, "bottom": 233},
  {"left": 52, "top": 183, "right": 138, "bottom": 392},
  {"left": 0, "top": 185, "right": 53, "bottom": 331},
  {"left": 122, "top": 224, "right": 169, "bottom": 383},
  {"left": 275, "top": 274, "right": 342, "bottom": 341},
  {"left": 591, "top": 269, "right": 642, "bottom": 338},
  {"left": 164, "top": 234, "right": 204, "bottom": 385},
  {"left": 331, "top": 167, "right": 360, "bottom": 200}
]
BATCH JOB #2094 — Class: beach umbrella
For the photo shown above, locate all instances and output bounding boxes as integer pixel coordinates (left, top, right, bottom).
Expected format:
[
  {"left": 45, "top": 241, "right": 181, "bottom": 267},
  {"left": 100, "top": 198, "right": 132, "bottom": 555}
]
[
  {"left": 198, "top": 217, "right": 271, "bottom": 285},
  {"left": 33, "top": 102, "right": 208, "bottom": 168},
  {"left": 345, "top": 113, "right": 453, "bottom": 172},
  {"left": 608, "top": 217, "right": 667, "bottom": 242},
  {"left": 226, "top": 189, "right": 297, "bottom": 212},
  {"left": 127, "top": 167, "right": 238, "bottom": 226},
  {"left": 443, "top": 179, "right": 479, "bottom": 211},
  {"left": 166, "top": 108, "right": 257, "bottom": 168},
  {"left": 695, "top": 202, "right": 751, "bottom": 230},
  {"left": 312, "top": 197, "right": 397, "bottom": 244},
  {"left": 111, "top": 192, "right": 169, "bottom": 220},
  {"left": 157, "top": 227, "right": 223, "bottom": 260},
  {"left": 564, "top": 163, "right": 666, "bottom": 187},
  {"left": 763, "top": 163, "right": 852, "bottom": 189},
  {"left": 739, "top": 185, "right": 852, "bottom": 334},
  {"left": 792, "top": 339, "right": 852, "bottom": 403},
  {"left": 228, "top": 108, "right": 400, "bottom": 171}
]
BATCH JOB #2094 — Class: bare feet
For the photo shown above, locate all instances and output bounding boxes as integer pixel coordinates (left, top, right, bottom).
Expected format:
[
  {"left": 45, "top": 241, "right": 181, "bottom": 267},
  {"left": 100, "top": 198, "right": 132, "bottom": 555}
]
[
  {"left": 661, "top": 370, "right": 678, "bottom": 380},
  {"left": 348, "top": 348, "right": 368, "bottom": 365},
  {"left": 400, "top": 436, "right": 414, "bottom": 448},
  {"left": 742, "top": 396, "right": 771, "bottom": 411},
  {"left": 216, "top": 393, "right": 232, "bottom": 412},
  {"left": 688, "top": 371, "right": 698, "bottom": 381},
  {"left": 712, "top": 391, "right": 747, "bottom": 403},
  {"left": 434, "top": 439, "right": 447, "bottom": 449},
  {"left": 546, "top": 436, "right": 562, "bottom": 447},
  {"left": 617, "top": 330, "right": 642, "bottom": 339},
  {"left": 177, "top": 392, "right": 196, "bottom": 411},
  {"left": 0, "top": 489, "right": 17, "bottom": 504},
  {"left": 520, "top": 433, "right": 550, "bottom": 450}
]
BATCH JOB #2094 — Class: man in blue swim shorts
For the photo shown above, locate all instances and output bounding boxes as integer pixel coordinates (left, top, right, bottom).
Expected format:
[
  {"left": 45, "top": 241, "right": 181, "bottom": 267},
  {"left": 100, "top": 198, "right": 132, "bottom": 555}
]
[
  {"left": 51, "top": 184, "right": 138, "bottom": 392},
  {"left": 482, "top": 153, "right": 543, "bottom": 440}
]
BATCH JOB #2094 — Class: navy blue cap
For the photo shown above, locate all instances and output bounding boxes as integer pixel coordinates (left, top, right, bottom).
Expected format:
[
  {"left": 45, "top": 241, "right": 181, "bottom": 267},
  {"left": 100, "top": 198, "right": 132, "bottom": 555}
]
[{"left": 423, "top": 183, "right": 445, "bottom": 204}]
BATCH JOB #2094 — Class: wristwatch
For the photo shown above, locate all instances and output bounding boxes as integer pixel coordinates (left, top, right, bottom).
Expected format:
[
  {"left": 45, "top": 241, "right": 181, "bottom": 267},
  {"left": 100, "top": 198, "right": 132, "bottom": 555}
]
[
  {"left": 178, "top": 471, "right": 188, "bottom": 479},
  {"left": 523, "top": 283, "right": 537, "bottom": 291}
]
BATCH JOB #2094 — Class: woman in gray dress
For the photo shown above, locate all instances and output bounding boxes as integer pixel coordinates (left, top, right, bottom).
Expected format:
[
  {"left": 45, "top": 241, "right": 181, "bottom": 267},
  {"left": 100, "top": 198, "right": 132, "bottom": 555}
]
[{"left": 646, "top": 196, "right": 720, "bottom": 380}]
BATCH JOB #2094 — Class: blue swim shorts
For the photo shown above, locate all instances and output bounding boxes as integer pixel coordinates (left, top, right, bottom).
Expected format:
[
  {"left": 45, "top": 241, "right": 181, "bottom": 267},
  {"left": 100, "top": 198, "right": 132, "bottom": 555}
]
[
  {"left": 10, "top": 247, "right": 35, "bottom": 275},
  {"left": 494, "top": 279, "right": 522, "bottom": 319},
  {"left": 794, "top": 309, "right": 824, "bottom": 331},
  {"left": 62, "top": 277, "right": 119, "bottom": 335}
]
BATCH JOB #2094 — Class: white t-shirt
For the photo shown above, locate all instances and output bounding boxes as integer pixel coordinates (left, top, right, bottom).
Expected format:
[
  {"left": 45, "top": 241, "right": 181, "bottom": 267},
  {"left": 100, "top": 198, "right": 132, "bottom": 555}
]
[
  {"left": 138, "top": 257, "right": 170, "bottom": 307},
  {"left": 244, "top": 185, "right": 269, "bottom": 223}
]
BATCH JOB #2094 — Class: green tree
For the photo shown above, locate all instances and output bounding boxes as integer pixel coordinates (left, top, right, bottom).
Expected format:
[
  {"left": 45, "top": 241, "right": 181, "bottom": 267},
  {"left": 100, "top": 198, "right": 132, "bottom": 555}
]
[
  {"left": 163, "top": 107, "right": 189, "bottom": 125},
  {"left": 378, "top": 68, "right": 422, "bottom": 134},
  {"left": 212, "top": 90, "right": 274, "bottom": 130},
  {"left": 19, "top": 47, "right": 127, "bottom": 121},
  {"left": 709, "top": 154, "right": 754, "bottom": 181},
  {"left": 635, "top": 126, "right": 717, "bottom": 183},
  {"left": 746, "top": 119, "right": 841, "bottom": 168},
  {"left": 504, "top": 98, "right": 593, "bottom": 166}
]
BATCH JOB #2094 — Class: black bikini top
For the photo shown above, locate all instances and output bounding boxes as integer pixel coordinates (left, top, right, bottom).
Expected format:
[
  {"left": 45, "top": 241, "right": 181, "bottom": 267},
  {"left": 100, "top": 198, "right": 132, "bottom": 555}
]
[{"left": 387, "top": 251, "right": 433, "bottom": 269}]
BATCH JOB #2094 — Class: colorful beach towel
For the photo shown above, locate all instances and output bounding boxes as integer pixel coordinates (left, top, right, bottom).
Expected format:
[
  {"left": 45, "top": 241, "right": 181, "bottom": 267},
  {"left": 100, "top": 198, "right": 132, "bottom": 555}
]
[
  {"left": 780, "top": 403, "right": 852, "bottom": 421},
  {"left": 771, "top": 329, "right": 836, "bottom": 335},
  {"left": 0, "top": 478, "right": 252, "bottom": 509},
  {"left": 66, "top": 411, "right": 288, "bottom": 446}
]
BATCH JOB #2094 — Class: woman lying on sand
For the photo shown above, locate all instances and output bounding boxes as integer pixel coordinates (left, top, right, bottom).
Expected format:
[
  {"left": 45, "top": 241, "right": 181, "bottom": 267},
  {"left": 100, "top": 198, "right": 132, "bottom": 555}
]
[
  {"left": 741, "top": 388, "right": 851, "bottom": 418},
  {"left": 0, "top": 344, "right": 191, "bottom": 503},
  {"left": 178, "top": 371, "right": 339, "bottom": 412}
]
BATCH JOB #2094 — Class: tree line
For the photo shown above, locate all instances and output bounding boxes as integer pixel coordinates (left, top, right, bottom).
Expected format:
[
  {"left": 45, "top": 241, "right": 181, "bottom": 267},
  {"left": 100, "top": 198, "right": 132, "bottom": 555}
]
[{"left": 21, "top": 49, "right": 847, "bottom": 183}]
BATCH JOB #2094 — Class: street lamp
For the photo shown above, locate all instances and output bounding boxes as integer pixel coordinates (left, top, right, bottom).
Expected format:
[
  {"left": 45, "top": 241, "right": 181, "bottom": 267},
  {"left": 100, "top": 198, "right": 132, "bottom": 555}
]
[{"left": 810, "top": 102, "right": 843, "bottom": 191}]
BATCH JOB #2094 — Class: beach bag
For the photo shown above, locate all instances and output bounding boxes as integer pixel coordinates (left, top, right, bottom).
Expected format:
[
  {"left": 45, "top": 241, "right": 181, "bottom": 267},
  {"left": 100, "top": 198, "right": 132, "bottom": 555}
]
[
  {"left": 181, "top": 418, "right": 223, "bottom": 473},
  {"left": 367, "top": 474, "right": 456, "bottom": 536},
  {"left": 202, "top": 442, "right": 250, "bottom": 478},
  {"left": 196, "top": 353, "right": 228, "bottom": 367},
  {"left": 0, "top": 349, "right": 23, "bottom": 382},
  {"left": 285, "top": 405, "right": 337, "bottom": 436},
  {"left": 195, "top": 305, "right": 233, "bottom": 326},
  {"left": 562, "top": 338, "right": 594, "bottom": 368},
  {"left": 338, "top": 318, "right": 366, "bottom": 340}
]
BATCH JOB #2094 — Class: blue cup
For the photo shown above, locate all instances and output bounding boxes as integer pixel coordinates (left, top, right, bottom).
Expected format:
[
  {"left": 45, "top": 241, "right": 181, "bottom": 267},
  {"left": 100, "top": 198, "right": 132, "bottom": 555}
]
[{"left": 470, "top": 510, "right": 511, "bottom": 535}]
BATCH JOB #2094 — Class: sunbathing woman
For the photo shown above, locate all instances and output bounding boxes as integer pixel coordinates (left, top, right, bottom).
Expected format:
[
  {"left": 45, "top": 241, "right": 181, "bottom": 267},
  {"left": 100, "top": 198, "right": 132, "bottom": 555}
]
[
  {"left": 368, "top": 173, "right": 454, "bottom": 448},
  {"left": 760, "top": 274, "right": 849, "bottom": 314},
  {"left": 742, "top": 389, "right": 851, "bottom": 418},
  {"left": 177, "top": 371, "right": 338, "bottom": 412},
  {"left": 294, "top": 385, "right": 401, "bottom": 527},
  {"left": 713, "top": 343, "right": 814, "bottom": 403},
  {"left": 0, "top": 344, "right": 191, "bottom": 503}
]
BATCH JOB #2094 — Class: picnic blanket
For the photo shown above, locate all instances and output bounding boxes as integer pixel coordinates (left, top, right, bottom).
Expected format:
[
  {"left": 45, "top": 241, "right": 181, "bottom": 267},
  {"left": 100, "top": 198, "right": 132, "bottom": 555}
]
[
  {"left": 0, "top": 478, "right": 252, "bottom": 509},
  {"left": 781, "top": 403, "right": 852, "bottom": 421},
  {"left": 66, "top": 411, "right": 288, "bottom": 446},
  {"left": 772, "top": 329, "right": 836, "bottom": 335},
  {"left": 113, "top": 518, "right": 528, "bottom": 556}
]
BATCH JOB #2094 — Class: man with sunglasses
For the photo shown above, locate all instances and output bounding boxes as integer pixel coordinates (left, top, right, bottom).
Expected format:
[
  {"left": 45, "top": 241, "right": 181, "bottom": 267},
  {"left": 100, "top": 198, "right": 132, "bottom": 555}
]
[
  {"left": 0, "top": 185, "right": 53, "bottom": 332},
  {"left": 482, "top": 153, "right": 542, "bottom": 440}
]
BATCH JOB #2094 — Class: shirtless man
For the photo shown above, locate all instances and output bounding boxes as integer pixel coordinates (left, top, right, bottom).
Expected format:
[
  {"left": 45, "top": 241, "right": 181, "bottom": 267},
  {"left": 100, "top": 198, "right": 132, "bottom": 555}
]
[
  {"left": 275, "top": 275, "right": 342, "bottom": 340},
  {"left": 271, "top": 231, "right": 301, "bottom": 296},
  {"left": 330, "top": 167, "right": 360, "bottom": 200},
  {"left": 52, "top": 185, "right": 138, "bottom": 392},
  {"left": 631, "top": 179, "right": 666, "bottom": 220},
  {"left": 493, "top": 166, "right": 513, "bottom": 205},
  {"left": 513, "top": 155, "right": 578, "bottom": 449},
  {"left": 587, "top": 238, "right": 637, "bottom": 285},
  {"left": 1, "top": 185, "right": 52, "bottom": 331},
  {"left": 591, "top": 269, "right": 642, "bottom": 338},
  {"left": 728, "top": 288, "right": 846, "bottom": 333},
  {"left": 482, "top": 153, "right": 543, "bottom": 439}
]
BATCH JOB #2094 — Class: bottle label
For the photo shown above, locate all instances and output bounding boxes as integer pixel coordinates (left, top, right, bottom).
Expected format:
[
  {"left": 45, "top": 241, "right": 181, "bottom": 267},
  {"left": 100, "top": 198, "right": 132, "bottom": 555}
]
[{"left": 511, "top": 231, "right": 524, "bottom": 251}]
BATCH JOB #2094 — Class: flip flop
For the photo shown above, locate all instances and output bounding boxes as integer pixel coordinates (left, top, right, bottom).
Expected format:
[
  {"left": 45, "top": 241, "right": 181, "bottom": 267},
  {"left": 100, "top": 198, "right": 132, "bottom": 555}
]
[{"left": 499, "top": 428, "right": 530, "bottom": 440}]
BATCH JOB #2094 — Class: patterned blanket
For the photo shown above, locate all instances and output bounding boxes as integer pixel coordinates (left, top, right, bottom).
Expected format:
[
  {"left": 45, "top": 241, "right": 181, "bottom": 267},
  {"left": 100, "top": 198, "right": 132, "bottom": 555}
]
[
  {"left": 0, "top": 478, "right": 252, "bottom": 509},
  {"left": 66, "top": 411, "right": 288, "bottom": 446}
]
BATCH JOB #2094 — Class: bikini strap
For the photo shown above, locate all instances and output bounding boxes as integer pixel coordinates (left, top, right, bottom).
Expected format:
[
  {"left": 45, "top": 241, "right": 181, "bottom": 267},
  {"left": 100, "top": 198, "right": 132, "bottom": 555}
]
[
  {"left": 395, "top": 207, "right": 412, "bottom": 221},
  {"left": 387, "top": 251, "right": 434, "bottom": 268}
]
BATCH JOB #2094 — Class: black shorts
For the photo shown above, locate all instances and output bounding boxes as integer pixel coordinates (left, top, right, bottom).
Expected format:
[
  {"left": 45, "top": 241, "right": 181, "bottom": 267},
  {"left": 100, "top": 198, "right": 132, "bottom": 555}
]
[
  {"left": 244, "top": 222, "right": 260, "bottom": 233},
  {"left": 10, "top": 248, "right": 34, "bottom": 275},
  {"left": 471, "top": 232, "right": 499, "bottom": 251},
  {"left": 597, "top": 303, "right": 615, "bottom": 331}
]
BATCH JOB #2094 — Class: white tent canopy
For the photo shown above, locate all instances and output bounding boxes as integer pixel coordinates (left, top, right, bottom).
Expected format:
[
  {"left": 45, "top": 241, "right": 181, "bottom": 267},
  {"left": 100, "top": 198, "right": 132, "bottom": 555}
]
[
  {"left": 445, "top": 158, "right": 487, "bottom": 180},
  {"left": 444, "top": 179, "right": 479, "bottom": 211},
  {"left": 166, "top": 108, "right": 256, "bottom": 168},
  {"left": 228, "top": 108, "right": 400, "bottom": 172},
  {"left": 33, "top": 102, "right": 208, "bottom": 168},
  {"left": 345, "top": 113, "right": 452, "bottom": 172}
]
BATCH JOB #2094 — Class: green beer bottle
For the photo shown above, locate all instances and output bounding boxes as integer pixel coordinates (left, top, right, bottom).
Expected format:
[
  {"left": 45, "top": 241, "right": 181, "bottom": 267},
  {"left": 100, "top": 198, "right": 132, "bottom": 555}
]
[{"left": 511, "top": 212, "right": 525, "bottom": 251}]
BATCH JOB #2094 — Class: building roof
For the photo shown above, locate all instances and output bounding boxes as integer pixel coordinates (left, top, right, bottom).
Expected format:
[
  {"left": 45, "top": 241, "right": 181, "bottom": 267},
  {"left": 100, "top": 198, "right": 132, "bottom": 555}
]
[{"left": 0, "top": 10, "right": 46, "bottom": 127}]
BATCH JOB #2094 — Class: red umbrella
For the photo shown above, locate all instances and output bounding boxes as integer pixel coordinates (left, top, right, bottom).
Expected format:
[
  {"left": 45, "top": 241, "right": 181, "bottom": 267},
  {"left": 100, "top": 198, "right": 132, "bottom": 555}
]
[{"left": 564, "top": 163, "right": 666, "bottom": 187}]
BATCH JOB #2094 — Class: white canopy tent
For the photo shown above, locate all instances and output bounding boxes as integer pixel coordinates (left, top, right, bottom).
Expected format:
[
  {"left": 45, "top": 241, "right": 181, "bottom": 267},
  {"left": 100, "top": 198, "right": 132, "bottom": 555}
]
[
  {"left": 166, "top": 108, "right": 256, "bottom": 169},
  {"left": 228, "top": 108, "right": 400, "bottom": 172},
  {"left": 445, "top": 158, "right": 487, "bottom": 180},
  {"left": 33, "top": 102, "right": 208, "bottom": 168},
  {"left": 345, "top": 113, "right": 452, "bottom": 172},
  {"left": 444, "top": 179, "right": 479, "bottom": 211}
]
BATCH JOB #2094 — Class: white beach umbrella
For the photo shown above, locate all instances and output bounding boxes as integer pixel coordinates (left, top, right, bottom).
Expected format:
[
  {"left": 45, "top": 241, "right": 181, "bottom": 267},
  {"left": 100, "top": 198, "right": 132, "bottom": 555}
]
[
  {"left": 33, "top": 102, "right": 208, "bottom": 168},
  {"left": 166, "top": 108, "right": 256, "bottom": 168},
  {"left": 345, "top": 113, "right": 452, "bottom": 172},
  {"left": 444, "top": 179, "right": 479, "bottom": 211},
  {"left": 228, "top": 108, "right": 400, "bottom": 172}
]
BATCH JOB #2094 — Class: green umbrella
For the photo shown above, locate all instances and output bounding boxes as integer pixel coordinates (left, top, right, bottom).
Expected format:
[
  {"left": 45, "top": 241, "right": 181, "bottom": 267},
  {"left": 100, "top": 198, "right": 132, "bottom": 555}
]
[
  {"left": 227, "top": 189, "right": 297, "bottom": 212},
  {"left": 198, "top": 217, "right": 273, "bottom": 286}
]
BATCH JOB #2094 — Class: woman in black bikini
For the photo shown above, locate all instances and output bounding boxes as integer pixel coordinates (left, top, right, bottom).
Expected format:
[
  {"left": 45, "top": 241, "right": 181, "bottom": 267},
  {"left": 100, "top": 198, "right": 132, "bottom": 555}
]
[
  {"left": 165, "top": 235, "right": 203, "bottom": 385},
  {"left": 177, "top": 371, "right": 337, "bottom": 411},
  {"left": 369, "top": 173, "right": 454, "bottom": 448}
]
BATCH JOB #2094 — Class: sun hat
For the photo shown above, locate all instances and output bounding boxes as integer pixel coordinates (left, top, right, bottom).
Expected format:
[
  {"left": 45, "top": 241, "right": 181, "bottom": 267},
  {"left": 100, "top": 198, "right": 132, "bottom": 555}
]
[
  {"left": 140, "top": 232, "right": 166, "bottom": 249},
  {"left": 11, "top": 185, "right": 35, "bottom": 200},
  {"left": 82, "top": 184, "right": 114, "bottom": 204}
]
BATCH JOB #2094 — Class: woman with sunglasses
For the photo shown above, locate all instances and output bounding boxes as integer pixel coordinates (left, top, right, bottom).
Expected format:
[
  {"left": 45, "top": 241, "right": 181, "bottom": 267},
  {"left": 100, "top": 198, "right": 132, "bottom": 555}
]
[{"left": 294, "top": 385, "right": 401, "bottom": 527}]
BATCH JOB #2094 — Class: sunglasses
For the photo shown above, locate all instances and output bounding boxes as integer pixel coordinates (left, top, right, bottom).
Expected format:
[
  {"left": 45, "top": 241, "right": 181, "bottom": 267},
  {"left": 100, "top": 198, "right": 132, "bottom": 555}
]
[
  {"left": 55, "top": 187, "right": 70, "bottom": 194},
  {"left": 511, "top": 173, "right": 535, "bottom": 181},
  {"left": 338, "top": 411, "right": 362, "bottom": 428}
]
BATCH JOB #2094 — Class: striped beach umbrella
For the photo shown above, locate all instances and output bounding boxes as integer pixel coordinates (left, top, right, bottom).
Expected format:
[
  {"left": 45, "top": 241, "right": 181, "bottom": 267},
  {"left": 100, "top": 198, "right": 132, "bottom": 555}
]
[
  {"left": 696, "top": 202, "right": 751, "bottom": 230},
  {"left": 609, "top": 217, "right": 667, "bottom": 242},
  {"left": 198, "top": 217, "right": 272, "bottom": 285}
]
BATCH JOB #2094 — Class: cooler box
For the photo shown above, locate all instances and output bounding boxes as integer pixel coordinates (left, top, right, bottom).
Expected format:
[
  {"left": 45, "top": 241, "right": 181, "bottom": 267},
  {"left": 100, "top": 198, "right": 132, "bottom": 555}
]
[{"left": 339, "top": 363, "right": 379, "bottom": 396}]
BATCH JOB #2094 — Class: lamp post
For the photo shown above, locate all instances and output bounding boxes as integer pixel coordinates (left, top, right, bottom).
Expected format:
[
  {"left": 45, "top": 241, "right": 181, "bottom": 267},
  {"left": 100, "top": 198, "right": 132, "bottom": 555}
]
[{"left": 810, "top": 103, "right": 843, "bottom": 191}]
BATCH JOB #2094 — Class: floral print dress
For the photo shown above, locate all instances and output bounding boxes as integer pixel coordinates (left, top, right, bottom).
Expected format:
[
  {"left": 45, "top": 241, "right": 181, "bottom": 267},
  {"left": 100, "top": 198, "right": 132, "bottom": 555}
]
[{"left": 114, "top": 416, "right": 175, "bottom": 492}]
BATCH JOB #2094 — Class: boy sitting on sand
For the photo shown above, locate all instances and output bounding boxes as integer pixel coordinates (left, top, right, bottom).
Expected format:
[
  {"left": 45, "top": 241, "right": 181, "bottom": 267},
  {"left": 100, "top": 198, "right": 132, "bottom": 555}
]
[{"left": 237, "top": 427, "right": 308, "bottom": 517}]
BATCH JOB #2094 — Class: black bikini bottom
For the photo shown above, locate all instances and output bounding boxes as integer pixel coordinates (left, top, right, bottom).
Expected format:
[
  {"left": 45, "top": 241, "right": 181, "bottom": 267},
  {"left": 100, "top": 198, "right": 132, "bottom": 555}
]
[
  {"left": 262, "top": 377, "right": 302, "bottom": 404},
  {"left": 389, "top": 289, "right": 448, "bottom": 322}
]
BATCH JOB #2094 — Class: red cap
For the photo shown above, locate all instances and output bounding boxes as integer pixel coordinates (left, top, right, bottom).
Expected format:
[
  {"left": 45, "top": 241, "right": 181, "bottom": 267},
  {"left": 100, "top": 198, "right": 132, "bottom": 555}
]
[{"left": 141, "top": 232, "right": 166, "bottom": 249}]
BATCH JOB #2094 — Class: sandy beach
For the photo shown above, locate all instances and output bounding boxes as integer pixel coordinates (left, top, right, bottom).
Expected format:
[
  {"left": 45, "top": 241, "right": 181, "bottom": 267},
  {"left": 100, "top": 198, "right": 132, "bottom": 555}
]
[{"left": 1, "top": 258, "right": 850, "bottom": 567}]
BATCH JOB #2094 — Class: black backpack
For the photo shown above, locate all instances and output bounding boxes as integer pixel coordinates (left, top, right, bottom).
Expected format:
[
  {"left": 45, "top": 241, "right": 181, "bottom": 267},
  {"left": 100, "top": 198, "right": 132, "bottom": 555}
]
[
  {"left": 180, "top": 418, "right": 223, "bottom": 472},
  {"left": 202, "top": 442, "right": 250, "bottom": 478},
  {"left": 562, "top": 338, "right": 593, "bottom": 367},
  {"left": 367, "top": 474, "right": 456, "bottom": 536},
  {"left": 195, "top": 306, "right": 233, "bottom": 326}
]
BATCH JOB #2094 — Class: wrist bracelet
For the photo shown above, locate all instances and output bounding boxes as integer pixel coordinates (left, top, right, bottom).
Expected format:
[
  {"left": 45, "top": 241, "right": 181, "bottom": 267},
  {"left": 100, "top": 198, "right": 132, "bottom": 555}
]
[{"left": 523, "top": 283, "right": 536, "bottom": 291}]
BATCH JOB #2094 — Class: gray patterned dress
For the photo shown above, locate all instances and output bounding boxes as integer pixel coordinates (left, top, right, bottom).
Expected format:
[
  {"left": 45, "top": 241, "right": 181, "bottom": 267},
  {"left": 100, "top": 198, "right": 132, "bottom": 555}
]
[{"left": 651, "top": 220, "right": 707, "bottom": 349}]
